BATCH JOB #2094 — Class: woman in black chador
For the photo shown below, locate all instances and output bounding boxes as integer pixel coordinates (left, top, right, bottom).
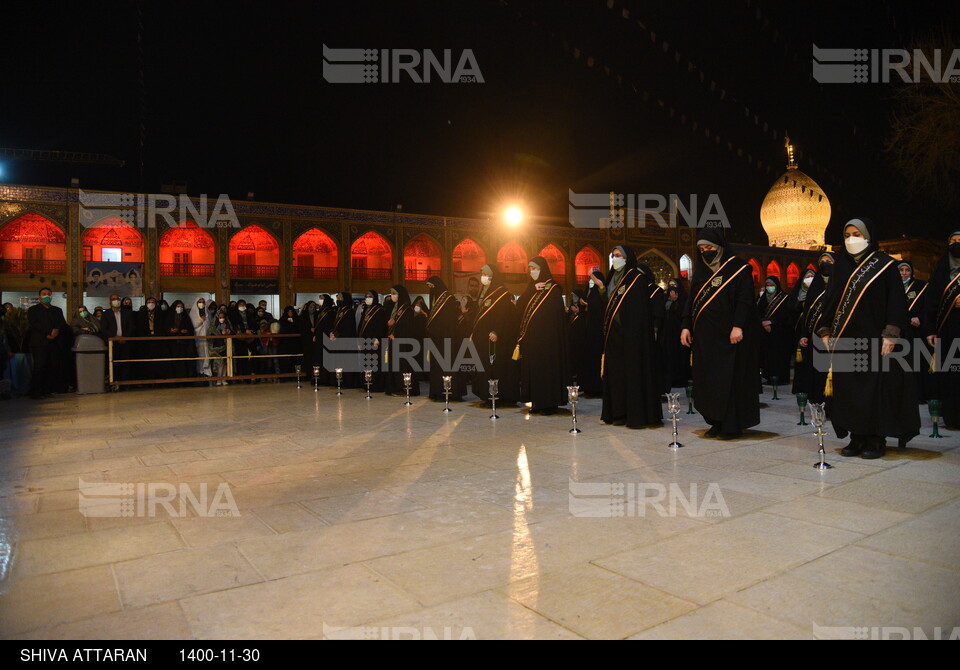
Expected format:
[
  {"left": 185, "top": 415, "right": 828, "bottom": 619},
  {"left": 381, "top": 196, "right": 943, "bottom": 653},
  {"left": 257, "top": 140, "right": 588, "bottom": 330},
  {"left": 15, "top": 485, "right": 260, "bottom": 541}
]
[
  {"left": 567, "top": 290, "right": 588, "bottom": 388},
  {"left": 681, "top": 227, "right": 761, "bottom": 439},
  {"left": 470, "top": 264, "right": 520, "bottom": 404},
  {"left": 796, "top": 253, "right": 834, "bottom": 402},
  {"left": 425, "top": 276, "right": 465, "bottom": 401},
  {"left": 358, "top": 289, "right": 389, "bottom": 392},
  {"left": 514, "top": 256, "right": 570, "bottom": 414},
  {"left": 661, "top": 278, "right": 690, "bottom": 391},
  {"left": 925, "top": 231, "right": 960, "bottom": 429},
  {"left": 787, "top": 268, "right": 816, "bottom": 394},
  {"left": 383, "top": 285, "right": 420, "bottom": 396},
  {"left": 577, "top": 270, "right": 605, "bottom": 395},
  {"left": 817, "top": 218, "right": 919, "bottom": 458},
  {"left": 329, "top": 292, "right": 358, "bottom": 387},
  {"left": 314, "top": 294, "right": 337, "bottom": 385},
  {"left": 599, "top": 246, "right": 663, "bottom": 428},
  {"left": 164, "top": 300, "right": 195, "bottom": 381},
  {"left": 758, "top": 275, "right": 792, "bottom": 385}
]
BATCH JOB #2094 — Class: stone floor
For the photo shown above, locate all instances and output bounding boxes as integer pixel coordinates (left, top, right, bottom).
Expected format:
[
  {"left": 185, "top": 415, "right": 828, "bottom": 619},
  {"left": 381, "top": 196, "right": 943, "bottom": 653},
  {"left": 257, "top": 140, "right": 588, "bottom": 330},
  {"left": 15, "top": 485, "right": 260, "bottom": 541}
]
[{"left": 0, "top": 381, "right": 957, "bottom": 640}]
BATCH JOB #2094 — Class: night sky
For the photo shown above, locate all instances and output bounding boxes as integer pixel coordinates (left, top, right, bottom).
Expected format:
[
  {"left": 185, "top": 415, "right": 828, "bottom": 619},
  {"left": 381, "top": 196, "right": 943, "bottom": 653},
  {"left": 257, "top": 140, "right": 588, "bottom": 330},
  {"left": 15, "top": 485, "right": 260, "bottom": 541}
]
[{"left": 2, "top": 0, "right": 958, "bottom": 245}]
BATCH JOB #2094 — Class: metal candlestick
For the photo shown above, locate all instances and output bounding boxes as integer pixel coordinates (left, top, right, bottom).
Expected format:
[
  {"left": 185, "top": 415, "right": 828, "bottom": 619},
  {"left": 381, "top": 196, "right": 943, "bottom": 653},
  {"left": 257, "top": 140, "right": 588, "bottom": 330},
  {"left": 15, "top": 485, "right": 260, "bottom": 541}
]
[
  {"left": 403, "top": 372, "right": 413, "bottom": 406},
  {"left": 771, "top": 375, "right": 780, "bottom": 400},
  {"left": 442, "top": 375, "right": 452, "bottom": 412},
  {"left": 313, "top": 366, "right": 320, "bottom": 392},
  {"left": 567, "top": 385, "right": 581, "bottom": 434},
  {"left": 796, "top": 392, "right": 808, "bottom": 426},
  {"left": 810, "top": 402, "right": 832, "bottom": 469},
  {"left": 364, "top": 369, "right": 373, "bottom": 399},
  {"left": 685, "top": 384, "right": 695, "bottom": 414},
  {"left": 488, "top": 379, "right": 500, "bottom": 420},
  {"left": 667, "top": 392, "right": 683, "bottom": 449},
  {"left": 335, "top": 368, "right": 343, "bottom": 396},
  {"left": 928, "top": 399, "right": 944, "bottom": 438},
  {"left": 295, "top": 364, "right": 302, "bottom": 389}
]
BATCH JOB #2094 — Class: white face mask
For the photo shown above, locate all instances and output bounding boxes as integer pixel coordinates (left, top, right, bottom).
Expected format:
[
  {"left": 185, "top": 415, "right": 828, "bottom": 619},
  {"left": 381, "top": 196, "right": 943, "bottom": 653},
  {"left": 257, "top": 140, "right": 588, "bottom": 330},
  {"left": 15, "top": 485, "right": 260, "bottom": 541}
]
[
  {"left": 111, "top": 299, "right": 121, "bottom": 308},
  {"left": 365, "top": 297, "right": 374, "bottom": 306},
  {"left": 802, "top": 276, "right": 813, "bottom": 287},
  {"left": 766, "top": 285, "right": 776, "bottom": 294},
  {"left": 176, "top": 306, "right": 184, "bottom": 314},
  {"left": 390, "top": 293, "right": 398, "bottom": 302},
  {"left": 845, "top": 236, "right": 870, "bottom": 255},
  {"left": 480, "top": 275, "right": 491, "bottom": 286},
  {"left": 414, "top": 305, "right": 421, "bottom": 313},
  {"left": 238, "top": 305, "right": 246, "bottom": 312},
  {"left": 147, "top": 303, "right": 156, "bottom": 311},
  {"left": 611, "top": 256, "right": 626, "bottom": 271},
  {"left": 318, "top": 299, "right": 324, "bottom": 306},
  {"left": 529, "top": 268, "right": 540, "bottom": 281},
  {"left": 588, "top": 280, "right": 595, "bottom": 289}
]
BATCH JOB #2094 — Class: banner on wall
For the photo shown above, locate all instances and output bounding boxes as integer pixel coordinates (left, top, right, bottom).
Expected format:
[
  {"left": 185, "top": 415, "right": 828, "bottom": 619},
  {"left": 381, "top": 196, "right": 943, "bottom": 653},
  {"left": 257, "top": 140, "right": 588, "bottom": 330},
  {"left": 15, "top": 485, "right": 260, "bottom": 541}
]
[
  {"left": 84, "top": 262, "right": 143, "bottom": 297},
  {"left": 452, "top": 271, "right": 482, "bottom": 301},
  {"left": 231, "top": 279, "right": 280, "bottom": 294}
]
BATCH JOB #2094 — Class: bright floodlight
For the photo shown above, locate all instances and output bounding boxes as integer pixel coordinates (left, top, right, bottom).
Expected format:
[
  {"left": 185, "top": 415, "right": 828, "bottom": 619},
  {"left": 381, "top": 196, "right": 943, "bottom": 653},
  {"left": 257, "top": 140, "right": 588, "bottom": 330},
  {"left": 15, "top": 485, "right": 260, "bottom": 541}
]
[{"left": 504, "top": 206, "right": 523, "bottom": 226}]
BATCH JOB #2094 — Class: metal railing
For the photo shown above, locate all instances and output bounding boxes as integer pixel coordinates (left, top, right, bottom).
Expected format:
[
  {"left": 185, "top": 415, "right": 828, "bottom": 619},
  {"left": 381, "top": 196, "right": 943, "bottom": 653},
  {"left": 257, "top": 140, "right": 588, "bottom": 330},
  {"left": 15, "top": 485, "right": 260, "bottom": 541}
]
[
  {"left": 404, "top": 269, "right": 435, "bottom": 281},
  {"left": 159, "top": 262, "right": 215, "bottom": 277},
  {"left": 229, "top": 264, "right": 280, "bottom": 278},
  {"left": 293, "top": 265, "right": 338, "bottom": 279},
  {"left": 1, "top": 259, "right": 67, "bottom": 273},
  {"left": 351, "top": 267, "right": 392, "bottom": 280}
]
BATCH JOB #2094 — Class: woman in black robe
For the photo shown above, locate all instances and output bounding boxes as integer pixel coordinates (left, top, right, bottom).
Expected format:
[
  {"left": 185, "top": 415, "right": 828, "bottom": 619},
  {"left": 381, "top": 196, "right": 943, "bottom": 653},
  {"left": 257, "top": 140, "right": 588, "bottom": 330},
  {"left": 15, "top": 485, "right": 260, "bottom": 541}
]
[
  {"left": 514, "top": 256, "right": 570, "bottom": 414},
  {"left": 758, "top": 275, "right": 793, "bottom": 385},
  {"left": 600, "top": 246, "right": 663, "bottom": 428},
  {"left": 329, "top": 291, "right": 358, "bottom": 388},
  {"left": 661, "top": 282, "right": 689, "bottom": 390},
  {"left": 925, "top": 232, "right": 960, "bottom": 428},
  {"left": 425, "top": 276, "right": 465, "bottom": 401},
  {"left": 787, "top": 268, "right": 816, "bottom": 394},
  {"left": 314, "top": 294, "right": 338, "bottom": 385},
  {"left": 299, "top": 301, "right": 319, "bottom": 371},
  {"left": 383, "top": 285, "right": 420, "bottom": 396},
  {"left": 795, "top": 253, "right": 834, "bottom": 402},
  {"left": 898, "top": 261, "right": 931, "bottom": 402},
  {"left": 681, "top": 227, "right": 761, "bottom": 438},
  {"left": 411, "top": 296, "right": 429, "bottom": 385},
  {"left": 278, "top": 305, "right": 302, "bottom": 374},
  {"left": 164, "top": 300, "right": 195, "bottom": 382},
  {"left": 567, "top": 291, "right": 588, "bottom": 389},
  {"left": 577, "top": 270, "right": 605, "bottom": 395},
  {"left": 358, "top": 289, "right": 389, "bottom": 392},
  {"left": 817, "top": 217, "right": 919, "bottom": 457},
  {"left": 470, "top": 264, "right": 520, "bottom": 404}
]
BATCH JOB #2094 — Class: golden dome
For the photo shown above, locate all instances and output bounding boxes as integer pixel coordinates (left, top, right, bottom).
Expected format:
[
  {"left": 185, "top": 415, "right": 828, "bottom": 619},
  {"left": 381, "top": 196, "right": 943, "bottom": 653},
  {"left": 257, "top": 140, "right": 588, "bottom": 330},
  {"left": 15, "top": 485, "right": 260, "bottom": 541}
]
[{"left": 760, "top": 139, "right": 831, "bottom": 249}]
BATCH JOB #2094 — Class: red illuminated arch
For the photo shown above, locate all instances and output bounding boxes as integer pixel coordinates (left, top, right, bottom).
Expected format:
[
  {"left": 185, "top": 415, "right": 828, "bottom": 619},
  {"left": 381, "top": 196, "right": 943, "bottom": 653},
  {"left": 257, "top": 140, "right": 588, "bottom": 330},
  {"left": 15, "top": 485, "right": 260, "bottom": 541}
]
[
  {"left": 575, "top": 246, "right": 602, "bottom": 284},
  {"left": 748, "top": 258, "right": 762, "bottom": 288},
  {"left": 452, "top": 238, "right": 486, "bottom": 273},
  {"left": 351, "top": 231, "right": 393, "bottom": 281},
  {"left": 404, "top": 234, "right": 441, "bottom": 281},
  {"left": 82, "top": 216, "right": 144, "bottom": 263},
  {"left": 766, "top": 260, "right": 782, "bottom": 285},
  {"left": 229, "top": 224, "right": 279, "bottom": 277},
  {"left": 538, "top": 244, "right": 566, "bottom": 279},
  {"left": 293, "top": 228, "right": 339, "bottom": 279},
  {"left": 0, "top": 213, "right": 67, "bottom": 273},
  {"left": 497, "top": 241, "right": 528, "bottom": 276},
  {"left": 786, "top": 262, "right": 800, "bottom": 290},
  {"left": 159, "top": 221, "right": 215, "bottom": 276}
]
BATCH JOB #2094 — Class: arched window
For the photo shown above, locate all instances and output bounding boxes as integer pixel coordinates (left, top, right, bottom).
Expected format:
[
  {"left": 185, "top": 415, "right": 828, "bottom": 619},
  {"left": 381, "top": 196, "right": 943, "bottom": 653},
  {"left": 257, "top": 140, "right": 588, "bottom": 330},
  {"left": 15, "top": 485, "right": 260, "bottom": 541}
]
[
  {"left": 404, "top": 234, "right": 442, "bottom": 281},
  {"left": 679, "top": 254, "right": 693, "bottom": 280},
  {"left": 497, "top": 241, "right": 528, "bottom": 277},
  {"left": 351, "top": 231, "right": 393, "bottom": 280},
  {"left": 82, "top": 216, "right": 144, "bottom": 263},
  {"left": 293, "top": 228, "right": 338, "bottom": 279},
  {"left": 0, "top": 213, "right": 67, "bottom": 273},
  {"left": 786, "top": 262, "right": 800, "bottom": 290},
  {"left": 159, "top": 221, "right": 215, "bottom": 276},
  {"left": 575, "top": 246, "right": 602, "bottom": 284},
  {"left": 638, "top": 249, "right": 676, "bottom": 286},
  {"left": 229, "top": 225, "right": 279, "bottom": 277},
  {"left": 452, "top": 238, "right": 486, "bottom": 273},
  {"left": 538, "top": 244, "right": 566, "bottom": 279},
  {"left": 748, "top": 258, "right": 762, "bottom": 288},
  {"left": 766, "top": 260, "right": 782, "bottom": 287}
]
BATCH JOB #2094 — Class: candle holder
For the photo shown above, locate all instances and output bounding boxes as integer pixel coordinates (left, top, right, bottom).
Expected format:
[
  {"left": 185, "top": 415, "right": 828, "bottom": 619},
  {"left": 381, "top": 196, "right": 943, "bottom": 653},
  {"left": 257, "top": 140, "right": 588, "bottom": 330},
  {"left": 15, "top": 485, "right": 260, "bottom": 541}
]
[
  {"left": 364, "top": 369, "right": 373, "bottom": 400},
  {"left": 313, "top": 366, "right": 320, "bottom": 392},
  {"left": 796, "top": 392, "right": 808, "bottom": 426},
  {"left": 335, "top": 368, "right": 343, "bottom": 396},
  {"left": 488, "top": 379, "right": 500, "bottom": 420},
  {"left": 810, "top": 402, "right": 832, "bottom": 470},
  {"left": 928, "top": 399, "right": 944, "bottom": 438},
  {"left": 685, "top": 384, "right": 696, "bottom": 415},
  {"left": 403, "top": 372, "right": 413, "bottom": 406},
  {"left": 771, "top": 375, "right": 780, "bottom": 400},
  {"left": 667, "top": 392, "right": 683, "bottom": 449},
  {"left": 567, "top": 385, "right": 581, "bottom": 434},
  {"left": 442, "top": 375, "right": 452, "bottom": 412},
  {"left": 294, "top": 364, "right": 302, "bottom": 389}
]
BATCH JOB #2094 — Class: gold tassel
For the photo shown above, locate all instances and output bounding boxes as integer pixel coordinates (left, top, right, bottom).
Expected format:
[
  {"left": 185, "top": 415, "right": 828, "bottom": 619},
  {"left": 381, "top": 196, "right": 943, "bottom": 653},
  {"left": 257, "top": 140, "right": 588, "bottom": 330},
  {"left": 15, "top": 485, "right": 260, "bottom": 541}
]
[
  {"left": 796, "top": 347, "right": 803, "bottom": 363},
  {"left": 384, "top": 348, "right": 389, "bottom": 364},
  {"left": 601, "top": 353, "right": 605, "bottom": 378},
  {"left": 512, "top": 344, "right": 521, "bottom": 361},
  {"left": 929, "top": 351, "right": 936, "bottom": 375},
  {"left": 824, "top": 364, "right": 833, "bottom": 397},
  {"left": 690, "top": 351, "right": 693, "bottom": 367}
]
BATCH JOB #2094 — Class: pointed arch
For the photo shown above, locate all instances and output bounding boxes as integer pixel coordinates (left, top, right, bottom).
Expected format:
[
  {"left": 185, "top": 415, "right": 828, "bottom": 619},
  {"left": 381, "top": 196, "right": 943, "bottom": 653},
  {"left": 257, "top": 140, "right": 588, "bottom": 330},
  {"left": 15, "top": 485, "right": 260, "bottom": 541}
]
[
  {"left": 748, "top": 258, "right": 762, "bottom": 288},
  {"left": 0, "top": 212, "right": 67, "bottom": 273},
  {"left": 351, "top": 230, "right": 393, "bottom": 281},
  {"left": 452, "top": 237, "right": 487, "bottom": 273},
  {"left": 159, "top": 221, "right": 215, "bottom": 276},
  {"left": 229, "top": 224, "right": 279, "bottom": 277},
  {"left": 404, "top": 234, "right": 442, "bottom": 281},
  {"left": 293, "top": 228, "right": 339, "bottom": 279},
  {"left": 679, "top": 254, "right": 693, "bottom": 280},
  {"left": 538, "top": 243, "right": 566, "bottom": 279},
  {"left": 766, "top": 259, "right": 782, "bottom": 285},
  {"left": 637, "top": 248, "right": 677, "bottom": 285},
  {"left": 575, "top": 246, "right": 603, "bottom": 284},
  {"left": 786, "top": 262, "right": 801, "bottom": 290},
  {"left": 497, "top": 241, "right": 528, "bottom": 276},
  {"left": 82, "top": 216, "right": 144, "bottom": 263}
]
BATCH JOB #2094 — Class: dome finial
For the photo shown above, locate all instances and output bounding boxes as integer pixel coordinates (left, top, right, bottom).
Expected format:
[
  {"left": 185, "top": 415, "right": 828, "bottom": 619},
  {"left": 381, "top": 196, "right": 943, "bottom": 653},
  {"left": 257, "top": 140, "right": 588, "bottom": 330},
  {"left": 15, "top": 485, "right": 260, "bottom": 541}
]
[{"left": 785, "top": 133, "right": 797, "bottom": 170}]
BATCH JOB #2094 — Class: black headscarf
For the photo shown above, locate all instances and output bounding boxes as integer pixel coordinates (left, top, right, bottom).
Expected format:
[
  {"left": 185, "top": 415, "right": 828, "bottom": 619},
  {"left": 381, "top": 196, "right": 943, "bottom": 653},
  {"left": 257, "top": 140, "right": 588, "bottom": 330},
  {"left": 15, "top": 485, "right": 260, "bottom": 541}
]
[
  {"left": 606, "top": 245, "right": 638, "bottom": 294},
  {"left": 527, "top": 256, "right": 555, "bottom": 284},
  {"left": 585, "top": 270, "right": 605, "bottom": 306},
  {"left": 832, "top": 217, "right": 882, "bottom": 289},
  {"left": 338, "top": 291, "right": 352, "bottom": 308},
  {"left": 691, "top": 226, "right": 733, "bottom": 283},
  {"left": 390, "top": 285, "right": 411, "bottom": 307},
  {"left": 426, "top": 275, "right": 448, "bottom": 306},
  {"left": 366, "top": 289, "right": 380, "bottom": 305},
  {"left": 929, "top": 230, "right": 960, "bottom": 288},
  {"left": 666, "top": 277, "right": 688, "bottom": 307}
]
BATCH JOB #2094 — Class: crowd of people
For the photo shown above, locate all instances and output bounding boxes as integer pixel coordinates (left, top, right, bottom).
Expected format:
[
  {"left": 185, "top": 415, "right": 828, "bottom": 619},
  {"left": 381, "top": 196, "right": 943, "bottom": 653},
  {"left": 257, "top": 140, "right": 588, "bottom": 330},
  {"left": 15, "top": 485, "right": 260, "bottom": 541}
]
[{"left": 3, "top": 218, "right": 955, "bottom": 459}]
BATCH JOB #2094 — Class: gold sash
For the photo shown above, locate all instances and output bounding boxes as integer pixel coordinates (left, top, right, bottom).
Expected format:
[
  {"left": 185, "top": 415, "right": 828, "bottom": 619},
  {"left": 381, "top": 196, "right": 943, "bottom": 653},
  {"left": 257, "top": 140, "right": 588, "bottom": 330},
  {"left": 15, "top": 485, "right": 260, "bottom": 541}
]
[
  {"left": 513, "top": 282, "right": 558, "bottom": 360},
  {"left": 691, "top": 259, "right": 749, "bottom": 328},
  {"left": 829, "top": 252, "right": 895, "bottom": 345},
  {"left": 935, "top": 272, "right": 960, "bottom": 334}
]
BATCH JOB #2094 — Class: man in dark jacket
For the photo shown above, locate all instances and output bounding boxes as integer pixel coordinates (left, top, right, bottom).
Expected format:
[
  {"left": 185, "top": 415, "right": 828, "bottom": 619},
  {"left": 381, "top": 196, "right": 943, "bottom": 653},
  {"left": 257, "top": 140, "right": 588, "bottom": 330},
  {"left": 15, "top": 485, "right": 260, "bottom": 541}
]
[
  {"left": 100, "top": 292, "right": 137, "bottom": 383},
  {"left": 27, "top": 287, "right": 68, "bottom": 398}
]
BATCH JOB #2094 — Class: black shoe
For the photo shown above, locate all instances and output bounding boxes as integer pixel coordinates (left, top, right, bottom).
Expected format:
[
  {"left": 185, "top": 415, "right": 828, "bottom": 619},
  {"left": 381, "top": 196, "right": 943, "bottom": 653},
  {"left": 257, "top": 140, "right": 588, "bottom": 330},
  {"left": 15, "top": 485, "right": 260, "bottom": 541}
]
[
  {"left": 705, "top": 425, "right": 720, "bottom": 438},
  {"left": 862, "top": 439, "right": 886, "bottom": 460},
  {"left": 841, "top": 440, "right": 865, "bottom": 457},
  {"left": 718, "top": 431, "right": 742, "bottom": 440}
]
